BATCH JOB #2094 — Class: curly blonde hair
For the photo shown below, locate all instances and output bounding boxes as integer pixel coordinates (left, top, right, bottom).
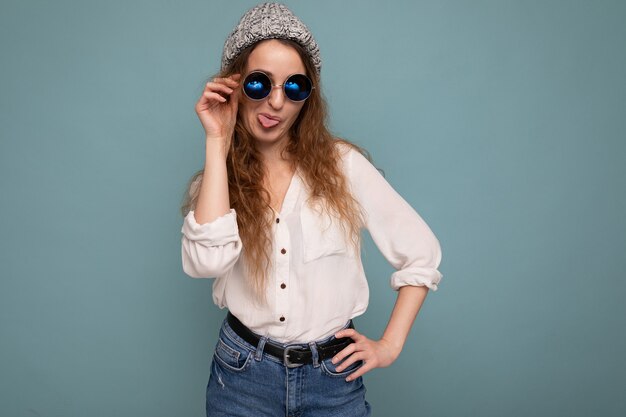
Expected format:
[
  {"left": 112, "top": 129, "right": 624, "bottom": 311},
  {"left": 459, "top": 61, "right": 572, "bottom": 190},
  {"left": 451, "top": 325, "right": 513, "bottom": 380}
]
[{"left": 180, "top": 39, "right": 377, "bottom": 305}]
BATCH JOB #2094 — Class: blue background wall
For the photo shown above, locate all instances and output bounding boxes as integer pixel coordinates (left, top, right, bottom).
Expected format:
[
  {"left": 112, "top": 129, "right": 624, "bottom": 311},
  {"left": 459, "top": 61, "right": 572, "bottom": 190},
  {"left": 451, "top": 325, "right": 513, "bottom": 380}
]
[{"left": 1, "top": 0, "right": 624, "bottom": 416}]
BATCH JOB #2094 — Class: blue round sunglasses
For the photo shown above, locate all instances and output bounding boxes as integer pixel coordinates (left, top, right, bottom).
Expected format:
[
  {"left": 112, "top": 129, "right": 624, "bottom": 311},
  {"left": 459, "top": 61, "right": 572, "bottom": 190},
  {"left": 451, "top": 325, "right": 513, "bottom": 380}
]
[{"left": 242, "top": 71, "right": 315, "bottom": 102}]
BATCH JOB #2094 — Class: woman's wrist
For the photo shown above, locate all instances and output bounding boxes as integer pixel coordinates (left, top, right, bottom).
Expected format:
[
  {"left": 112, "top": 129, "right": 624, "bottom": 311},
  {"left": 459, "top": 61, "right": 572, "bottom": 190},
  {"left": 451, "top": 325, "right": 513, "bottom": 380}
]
[
  {"left": 380, "top": 336, "right": 403, "bottom": 360},
  {"left": 205, "top": 136, "right": 228, "bottom": 160},
  {"left": 205, "top": 134, "right": 228, "bottom": 142}
]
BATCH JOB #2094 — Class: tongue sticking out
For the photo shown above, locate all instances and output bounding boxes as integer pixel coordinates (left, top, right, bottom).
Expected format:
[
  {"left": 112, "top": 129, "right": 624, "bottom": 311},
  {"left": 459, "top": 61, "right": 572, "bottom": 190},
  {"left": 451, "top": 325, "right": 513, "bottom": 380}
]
[{"left": 258, "top": 114, "right": 280, "bottom": 128}]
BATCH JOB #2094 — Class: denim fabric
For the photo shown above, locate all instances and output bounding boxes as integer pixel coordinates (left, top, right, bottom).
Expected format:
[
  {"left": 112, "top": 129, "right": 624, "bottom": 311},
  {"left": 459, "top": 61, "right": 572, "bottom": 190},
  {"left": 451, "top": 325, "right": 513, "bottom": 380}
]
[{"left": 206, "top": 316, "right": 372, "bottom": 417}]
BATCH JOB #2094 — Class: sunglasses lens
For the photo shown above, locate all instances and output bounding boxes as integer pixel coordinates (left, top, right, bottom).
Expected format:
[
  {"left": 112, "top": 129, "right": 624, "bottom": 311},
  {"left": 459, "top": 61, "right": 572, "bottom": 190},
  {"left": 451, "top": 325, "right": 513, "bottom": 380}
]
[
  {"left": 243, "top": 72, "right": 271, "bottom": 100},
  {"left": 284, "top": 74, "right": 312, "bottom": 101}
]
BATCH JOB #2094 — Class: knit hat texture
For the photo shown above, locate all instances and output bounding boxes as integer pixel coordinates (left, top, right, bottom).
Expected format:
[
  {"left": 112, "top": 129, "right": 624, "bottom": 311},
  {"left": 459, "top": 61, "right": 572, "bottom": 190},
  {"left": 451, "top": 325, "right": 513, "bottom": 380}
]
[{"left": 221, "top": 2, "right": 321, "bottom": 76}]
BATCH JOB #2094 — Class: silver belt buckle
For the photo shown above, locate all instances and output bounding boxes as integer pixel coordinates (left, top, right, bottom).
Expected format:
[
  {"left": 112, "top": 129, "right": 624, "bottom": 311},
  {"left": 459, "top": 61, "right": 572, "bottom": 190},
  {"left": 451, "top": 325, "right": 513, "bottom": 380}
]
[{"left": 283, "top": 346, "right": 305, "bottom": 368}]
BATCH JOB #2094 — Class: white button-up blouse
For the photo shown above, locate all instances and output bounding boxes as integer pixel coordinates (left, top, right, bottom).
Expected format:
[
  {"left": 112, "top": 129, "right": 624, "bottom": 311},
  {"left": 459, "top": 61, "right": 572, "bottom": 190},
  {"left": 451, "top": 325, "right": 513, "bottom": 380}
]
[{"left": 181, "top": 144, "right": 443, "bottom": 344}]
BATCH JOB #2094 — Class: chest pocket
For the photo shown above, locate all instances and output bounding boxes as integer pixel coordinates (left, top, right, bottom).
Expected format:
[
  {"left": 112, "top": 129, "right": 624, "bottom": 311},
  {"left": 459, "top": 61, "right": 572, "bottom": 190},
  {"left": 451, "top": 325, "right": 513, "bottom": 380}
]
[{"left": 300, "top": 200, "right": 348, "bottom": 263}]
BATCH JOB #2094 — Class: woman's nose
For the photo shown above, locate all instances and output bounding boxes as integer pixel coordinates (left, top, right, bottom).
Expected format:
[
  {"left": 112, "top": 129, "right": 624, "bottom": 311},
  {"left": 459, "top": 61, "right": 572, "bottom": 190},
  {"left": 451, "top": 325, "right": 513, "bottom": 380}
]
[{"left": 268, "top": 85, "right": 285, "bottom": 109}]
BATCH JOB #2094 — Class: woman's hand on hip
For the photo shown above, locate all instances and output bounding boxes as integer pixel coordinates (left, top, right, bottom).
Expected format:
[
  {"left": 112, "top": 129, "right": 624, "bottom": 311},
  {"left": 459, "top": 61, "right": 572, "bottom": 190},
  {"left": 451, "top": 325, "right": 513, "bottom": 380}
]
[
  {"left": 195, "top": 73, "right": 242, "bottom": 146},
  {"left": 332, "top": 328, "right": 402, "bottom": 382}
]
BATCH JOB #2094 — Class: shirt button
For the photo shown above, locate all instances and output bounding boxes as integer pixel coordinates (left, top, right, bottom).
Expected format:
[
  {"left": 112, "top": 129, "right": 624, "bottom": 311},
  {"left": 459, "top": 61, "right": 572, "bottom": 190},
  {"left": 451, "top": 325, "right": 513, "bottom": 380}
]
[
  {"left": 279, "top": 316, "right": 285, "bottom": 322},
  {"left": 276, "top": 218, "right": 280, "bottom": 223},
  {"left": 280, "top": 283, "right": 286, "bottom": 289},
  {"left": 280, "top": 248, "right": 286, "bottom": 254}
]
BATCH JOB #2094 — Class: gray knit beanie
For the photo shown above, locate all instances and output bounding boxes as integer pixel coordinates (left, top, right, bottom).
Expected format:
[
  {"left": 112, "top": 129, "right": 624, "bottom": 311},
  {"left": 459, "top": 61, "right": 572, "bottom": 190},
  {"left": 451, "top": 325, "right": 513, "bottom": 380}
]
[{"left": 221, "top": 2, "right": 321, "bottom": 76}]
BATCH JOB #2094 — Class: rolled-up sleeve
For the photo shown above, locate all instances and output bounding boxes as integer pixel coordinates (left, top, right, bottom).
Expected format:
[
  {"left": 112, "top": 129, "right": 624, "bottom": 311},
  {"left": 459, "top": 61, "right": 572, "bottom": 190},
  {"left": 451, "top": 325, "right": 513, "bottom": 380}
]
[
  {"left": 348, "top": 147, "right": 443, "bottom": 291},
  {"left": 181, "top": 209, "right": 242, "bottom": 278}
]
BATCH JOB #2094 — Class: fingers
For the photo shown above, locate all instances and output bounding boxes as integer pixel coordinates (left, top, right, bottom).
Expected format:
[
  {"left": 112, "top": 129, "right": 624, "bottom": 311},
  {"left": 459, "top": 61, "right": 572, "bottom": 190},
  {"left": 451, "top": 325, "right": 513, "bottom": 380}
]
[
  {"left": 344, "top": 358, "right": 372, "bottom": 382},
  {"left": 332, "top": 342, "right": 357, "bottom": 364},
  {"left": 333, "top": 348, "right": 371, "bottom": 382},
  {"left": 335, "top": 351, "right": 365, "bottom": 370},
  {"left": 330, "top": 330, "right": 401, "bottom": 382},
  {"left": 203, "top": 91, "right": 228, "bottom": 103},
  {"left": 227, "top": 76, "right": 242, "bottom": 109},
  {"left": 331, "top": 329, "right": 365, "bottom": 363},
  {"left": 201, "top": 74, "right": 241, "bottom": 104},
  {"left": 333, "top": 342, "right": 377, "bottom": 382},
  {"left": 203, "top": 83, "right": 232, "bottom": 103},
  {"left": 208, "top": 74, "right": 241, "bottom": 91},
  {"left": 335, "top": 328, "right": 364, "bottom": 342}
]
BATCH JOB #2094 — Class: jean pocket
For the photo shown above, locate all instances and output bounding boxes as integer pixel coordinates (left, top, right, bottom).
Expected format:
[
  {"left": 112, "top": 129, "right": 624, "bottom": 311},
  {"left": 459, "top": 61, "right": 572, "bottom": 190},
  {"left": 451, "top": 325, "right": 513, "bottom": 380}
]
[
  {"left": 320, "top": 357, "right": 364, "bottom": 378},
  {"left": 212, "top": 330, "right": 253, "bottom": 373}
]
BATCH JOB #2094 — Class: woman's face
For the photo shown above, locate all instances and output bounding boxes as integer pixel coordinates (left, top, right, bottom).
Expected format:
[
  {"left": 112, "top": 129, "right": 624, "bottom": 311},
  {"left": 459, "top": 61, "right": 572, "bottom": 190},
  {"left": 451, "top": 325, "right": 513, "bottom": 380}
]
[{"left": 239, "top": 39, "right": 307, "bottom": 149}]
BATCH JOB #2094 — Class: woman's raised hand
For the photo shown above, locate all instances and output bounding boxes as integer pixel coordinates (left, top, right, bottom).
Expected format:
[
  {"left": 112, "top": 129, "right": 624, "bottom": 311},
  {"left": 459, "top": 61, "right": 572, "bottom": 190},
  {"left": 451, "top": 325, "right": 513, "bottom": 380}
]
[{"left": 195, "top": 73, "right": 242, "bottom": 146}]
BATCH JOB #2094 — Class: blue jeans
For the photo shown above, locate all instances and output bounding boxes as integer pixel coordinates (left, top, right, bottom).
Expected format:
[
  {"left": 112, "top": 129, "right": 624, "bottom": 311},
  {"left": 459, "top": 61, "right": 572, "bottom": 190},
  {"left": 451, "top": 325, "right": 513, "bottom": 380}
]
[{"left": 206, "top": 315, "right": 372, "bottom": 417}]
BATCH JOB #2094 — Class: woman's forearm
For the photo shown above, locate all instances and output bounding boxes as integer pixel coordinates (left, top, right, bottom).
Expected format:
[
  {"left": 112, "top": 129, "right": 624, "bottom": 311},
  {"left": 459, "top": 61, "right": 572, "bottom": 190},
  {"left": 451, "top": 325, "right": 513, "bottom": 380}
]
[
  {"left": 193, "top": 138, "right": 231, "bottom": 224},
  {"left": 332, "top": 284, "right": 430, "bottom": 380},
  {"left": 380, "top": 285, "right": 429, "bottom": 356}
]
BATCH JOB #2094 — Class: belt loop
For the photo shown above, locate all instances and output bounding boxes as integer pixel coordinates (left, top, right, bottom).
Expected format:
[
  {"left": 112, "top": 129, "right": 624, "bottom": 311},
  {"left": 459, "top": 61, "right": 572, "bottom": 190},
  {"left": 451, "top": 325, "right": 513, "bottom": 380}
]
[
  {"left": 255, "top": 336, "right": 267, "bottom": 362},
  {"left": 308, "top": 341, "right": 320, "bottom": 368}
]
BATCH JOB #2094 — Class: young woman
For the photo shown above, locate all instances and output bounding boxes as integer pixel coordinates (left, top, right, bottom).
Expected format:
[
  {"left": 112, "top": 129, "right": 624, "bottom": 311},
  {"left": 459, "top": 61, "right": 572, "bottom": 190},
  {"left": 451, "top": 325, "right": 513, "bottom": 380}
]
[{"left": 180, "top": 3, "right": 443, "bottom": 416}]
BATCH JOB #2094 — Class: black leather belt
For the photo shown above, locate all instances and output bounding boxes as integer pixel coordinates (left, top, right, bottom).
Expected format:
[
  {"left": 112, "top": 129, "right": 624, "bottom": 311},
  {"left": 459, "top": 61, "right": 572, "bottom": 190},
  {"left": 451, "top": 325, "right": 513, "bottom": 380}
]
[{"left": 226, "top": 311, "right": 354, "bottom": 368}]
